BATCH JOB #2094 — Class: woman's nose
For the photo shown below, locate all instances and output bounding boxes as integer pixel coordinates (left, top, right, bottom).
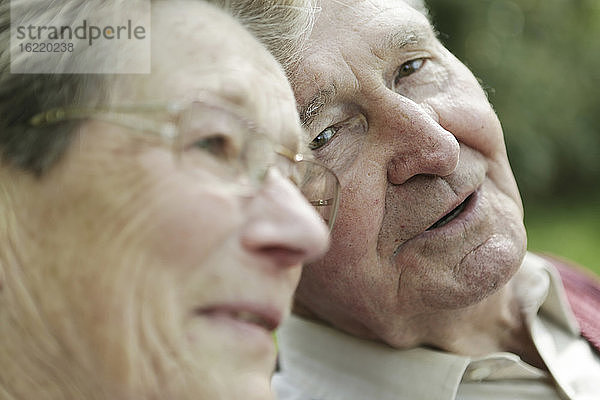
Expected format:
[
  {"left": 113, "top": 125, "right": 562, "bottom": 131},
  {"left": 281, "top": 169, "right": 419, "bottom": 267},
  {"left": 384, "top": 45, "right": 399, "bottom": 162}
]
[{"left": 240, "top": 169, "right": 330, "bottom": 268}]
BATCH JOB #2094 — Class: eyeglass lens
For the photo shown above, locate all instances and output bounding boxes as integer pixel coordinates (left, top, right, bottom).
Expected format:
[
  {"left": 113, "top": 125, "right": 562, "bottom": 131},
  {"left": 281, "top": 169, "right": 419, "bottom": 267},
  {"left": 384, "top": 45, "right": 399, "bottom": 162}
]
[{"left": 176, "top": 102, "right": 338, "bottom": 228}]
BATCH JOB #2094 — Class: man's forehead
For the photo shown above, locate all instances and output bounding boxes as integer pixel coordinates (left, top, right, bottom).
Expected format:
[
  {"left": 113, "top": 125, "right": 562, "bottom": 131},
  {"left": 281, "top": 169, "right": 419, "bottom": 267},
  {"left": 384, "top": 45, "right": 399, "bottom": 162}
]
[
  {"left": 293, "top": 1, "right": 435, "bottom": 125},
  {"left": 312, "top": 0, "right": 428, "bottom": 21}
]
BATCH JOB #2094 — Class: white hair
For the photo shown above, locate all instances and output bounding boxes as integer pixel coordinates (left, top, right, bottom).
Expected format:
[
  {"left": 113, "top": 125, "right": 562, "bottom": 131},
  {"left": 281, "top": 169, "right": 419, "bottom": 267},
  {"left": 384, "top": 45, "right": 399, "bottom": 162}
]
[
  {"left": 406, "top": 0, "right": 429, "bottom": 16},
  {"left": 208, "top": 0, "right": 319, "bottom": 73}
]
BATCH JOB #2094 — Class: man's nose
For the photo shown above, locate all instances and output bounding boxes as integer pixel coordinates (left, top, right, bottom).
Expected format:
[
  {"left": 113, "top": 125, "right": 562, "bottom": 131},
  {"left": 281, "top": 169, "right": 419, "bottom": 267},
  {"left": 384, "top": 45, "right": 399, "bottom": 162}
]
[
  {"left": 381, "top": 96, "right": 460, "bottom": 185},
  {"left": 240, "top": 169, "right": 330, "bottom": 269}
]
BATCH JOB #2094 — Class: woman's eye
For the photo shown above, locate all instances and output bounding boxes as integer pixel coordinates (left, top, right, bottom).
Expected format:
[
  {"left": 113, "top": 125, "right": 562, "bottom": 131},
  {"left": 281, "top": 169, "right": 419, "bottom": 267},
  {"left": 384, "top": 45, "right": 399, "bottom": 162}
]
[
  {"left": 191, "top": 135, "right": 230, "bottom": 158},
  {"left": 309, "top": 126, "right": 339, "bottom": 150},
  {"left": 394, "top": 58, "right": 426, "bottom": 85}
]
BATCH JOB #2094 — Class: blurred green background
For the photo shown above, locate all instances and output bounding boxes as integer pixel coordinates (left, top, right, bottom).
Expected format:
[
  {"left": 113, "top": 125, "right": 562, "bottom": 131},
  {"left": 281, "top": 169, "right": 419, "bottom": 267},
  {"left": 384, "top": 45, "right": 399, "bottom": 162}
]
[{"left": 427, "top": 0, "right": 600, "bottom": 276}]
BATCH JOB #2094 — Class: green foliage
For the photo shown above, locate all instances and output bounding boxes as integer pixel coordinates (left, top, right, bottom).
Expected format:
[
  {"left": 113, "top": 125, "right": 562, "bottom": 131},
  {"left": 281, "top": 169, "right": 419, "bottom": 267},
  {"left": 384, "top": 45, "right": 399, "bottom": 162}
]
[
  {"left": 525, "top": 198, "right": 600, "bottom": 276},
  {"left": 427, "top": 0, "right": 600, "bottom": 203}
]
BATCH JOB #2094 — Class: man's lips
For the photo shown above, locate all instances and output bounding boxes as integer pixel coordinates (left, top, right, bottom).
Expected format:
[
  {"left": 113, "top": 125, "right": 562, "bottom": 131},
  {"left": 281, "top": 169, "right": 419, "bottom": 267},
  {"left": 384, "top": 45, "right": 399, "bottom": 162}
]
[
  {"left": 426, "top": 193, "right": 473, "bottom": 231},
  {"left": 195, "top": 304, "right": 281, "bottom": 332},
  {"left": 393, "top": 191, "right": 476, "bottom": 256}
]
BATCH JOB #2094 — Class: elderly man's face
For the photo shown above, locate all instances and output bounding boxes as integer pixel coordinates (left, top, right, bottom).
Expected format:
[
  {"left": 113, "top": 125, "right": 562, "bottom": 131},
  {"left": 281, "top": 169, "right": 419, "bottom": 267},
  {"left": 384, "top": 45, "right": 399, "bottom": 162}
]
[
  {"left": 292, "top": 0, "right": 527, "bottom": 345},
  {"left": 7, "top": 2, "right": 328, "bottom": 400}
]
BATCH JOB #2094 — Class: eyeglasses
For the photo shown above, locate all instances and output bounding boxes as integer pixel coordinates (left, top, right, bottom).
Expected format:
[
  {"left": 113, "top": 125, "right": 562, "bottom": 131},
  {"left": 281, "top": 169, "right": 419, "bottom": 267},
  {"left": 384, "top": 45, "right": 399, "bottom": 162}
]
[{"left": 29, "top": 99, "right": 341, "bottom": 230}]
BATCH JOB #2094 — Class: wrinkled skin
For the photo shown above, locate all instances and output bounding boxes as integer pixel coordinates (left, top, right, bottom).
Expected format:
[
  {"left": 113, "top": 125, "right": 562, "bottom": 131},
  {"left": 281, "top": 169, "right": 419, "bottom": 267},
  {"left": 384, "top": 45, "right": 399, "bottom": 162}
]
[
  {"left": 291, "top": 0, "right": 527, "bottom": 351},
  {"left": 0, "top": 2, "right": 329, "bottom": 400}
]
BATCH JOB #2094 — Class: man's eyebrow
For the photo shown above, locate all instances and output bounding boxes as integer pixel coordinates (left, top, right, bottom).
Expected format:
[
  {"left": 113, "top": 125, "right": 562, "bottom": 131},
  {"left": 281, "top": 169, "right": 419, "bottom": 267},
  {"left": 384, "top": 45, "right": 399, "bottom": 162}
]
[
  {"left": 298, "top": 29, "right": 431, "bottom": 128},
  {"left": 385, "top": 30, "right": 420, "bottom": 51},
  {"left": 299, "top": 84, "right": 337, "bottom": 128}
]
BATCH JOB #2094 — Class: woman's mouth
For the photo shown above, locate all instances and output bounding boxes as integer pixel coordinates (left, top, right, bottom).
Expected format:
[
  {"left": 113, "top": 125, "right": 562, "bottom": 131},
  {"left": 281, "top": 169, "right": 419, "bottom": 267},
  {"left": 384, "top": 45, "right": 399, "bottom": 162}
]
[
  {"left": 426, "top": 194, "right": 473, "bottom": 231},
  {"left": 195, "top": 305, "right": 280, "bottom": 332}
]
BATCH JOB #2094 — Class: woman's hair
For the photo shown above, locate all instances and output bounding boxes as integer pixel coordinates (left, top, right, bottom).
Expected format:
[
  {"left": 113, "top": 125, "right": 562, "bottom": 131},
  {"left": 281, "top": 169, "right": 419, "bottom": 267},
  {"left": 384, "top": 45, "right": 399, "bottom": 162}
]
[
  {"left": 0, "top": 0, "right": 318, "bottom": 176},
  {"left": 0, "top": 0, "right": 119, "bottom": 176}
]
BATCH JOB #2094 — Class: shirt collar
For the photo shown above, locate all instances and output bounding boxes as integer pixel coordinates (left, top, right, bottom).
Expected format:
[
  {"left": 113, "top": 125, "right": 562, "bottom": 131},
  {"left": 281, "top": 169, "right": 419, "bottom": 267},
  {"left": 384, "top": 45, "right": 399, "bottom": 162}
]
[
  {"left": 515, "top": 252, "right": 581, "bottom": 335},
  {"left": 275, "top": 252, "right": 582, "bottom": 400},
  {"left": 276, "top": 315, "right": 471, "bottom": 400}
]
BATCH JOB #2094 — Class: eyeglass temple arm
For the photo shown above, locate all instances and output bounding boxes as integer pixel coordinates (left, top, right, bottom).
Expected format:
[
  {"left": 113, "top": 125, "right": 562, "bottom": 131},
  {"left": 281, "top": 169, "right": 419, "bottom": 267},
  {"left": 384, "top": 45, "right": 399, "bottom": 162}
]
[{"left": 29, "top": 107, "right": 176, "bottom": 139}]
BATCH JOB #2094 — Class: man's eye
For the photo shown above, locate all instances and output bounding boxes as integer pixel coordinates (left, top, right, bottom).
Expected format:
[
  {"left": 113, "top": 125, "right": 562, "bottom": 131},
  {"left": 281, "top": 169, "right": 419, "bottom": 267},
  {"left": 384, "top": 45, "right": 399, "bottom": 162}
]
[
  {"left": 309, "top": 126, "right": 339, "bottom": 150},
  {"left": 394, "top": 58, "right": 425, "bottom": 85}
]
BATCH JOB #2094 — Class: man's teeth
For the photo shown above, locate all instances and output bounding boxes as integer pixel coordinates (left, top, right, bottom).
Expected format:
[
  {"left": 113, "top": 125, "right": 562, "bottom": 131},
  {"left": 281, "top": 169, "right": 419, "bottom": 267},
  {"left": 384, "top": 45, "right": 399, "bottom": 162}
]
[{"left": 427, "top": 196, "right": 470, "bottom": 231}]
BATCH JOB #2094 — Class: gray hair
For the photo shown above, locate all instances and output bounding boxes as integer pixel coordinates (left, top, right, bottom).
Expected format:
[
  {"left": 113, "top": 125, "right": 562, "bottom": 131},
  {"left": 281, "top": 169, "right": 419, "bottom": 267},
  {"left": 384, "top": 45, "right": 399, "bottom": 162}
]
[
  {"left": 210, "top": 0, "right": 318, "bottom": 73},
  {"left": 406, "top": 0, "right": 429, "bottom": 17},
  {"left": 0, "top": 0, "right": 317, "bottom": 176}
]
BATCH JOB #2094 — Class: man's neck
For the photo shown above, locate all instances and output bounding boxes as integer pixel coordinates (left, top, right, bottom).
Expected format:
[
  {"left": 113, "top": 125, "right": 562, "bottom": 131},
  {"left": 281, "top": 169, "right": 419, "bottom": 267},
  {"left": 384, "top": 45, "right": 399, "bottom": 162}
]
[
  {"left": 294, "top": 278, "right": 546, "bottom": 369},
  {"left": 423, "top": 282, "right": 546, "bottom": 369}
]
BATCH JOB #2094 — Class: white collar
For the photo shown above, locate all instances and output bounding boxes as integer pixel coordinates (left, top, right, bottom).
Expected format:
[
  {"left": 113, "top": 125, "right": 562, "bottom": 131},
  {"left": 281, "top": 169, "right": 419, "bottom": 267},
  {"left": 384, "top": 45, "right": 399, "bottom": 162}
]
[
  {"left": 276, "top": 315, "right": 470, "bottom": 400},
  {"left": 275, "top": 252, "right": 584, "bottom": 400}
]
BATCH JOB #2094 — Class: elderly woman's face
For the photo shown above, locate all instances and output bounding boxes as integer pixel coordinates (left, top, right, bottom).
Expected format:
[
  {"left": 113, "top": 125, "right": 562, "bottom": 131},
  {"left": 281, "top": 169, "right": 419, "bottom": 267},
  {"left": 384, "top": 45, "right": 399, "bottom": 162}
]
[
  {"left": 8, "top": 3, "right": 328, "bottom": 399},
  {"left": 291, "top": 0, "right": 527, "bottom": 345}
]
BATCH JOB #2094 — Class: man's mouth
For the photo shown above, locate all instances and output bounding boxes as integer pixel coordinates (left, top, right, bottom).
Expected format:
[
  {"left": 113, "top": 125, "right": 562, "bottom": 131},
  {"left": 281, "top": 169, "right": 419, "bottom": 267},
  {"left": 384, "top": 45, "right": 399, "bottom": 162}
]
[{"left": 426, "top": 194, "right": 473, "bottom": 231}]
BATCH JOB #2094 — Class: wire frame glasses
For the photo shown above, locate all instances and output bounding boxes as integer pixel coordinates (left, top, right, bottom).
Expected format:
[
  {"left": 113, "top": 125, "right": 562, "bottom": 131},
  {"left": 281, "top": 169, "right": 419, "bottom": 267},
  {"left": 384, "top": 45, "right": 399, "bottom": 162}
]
[{"left": 30, "top": 99, "right": 341, "bottom": 230}]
